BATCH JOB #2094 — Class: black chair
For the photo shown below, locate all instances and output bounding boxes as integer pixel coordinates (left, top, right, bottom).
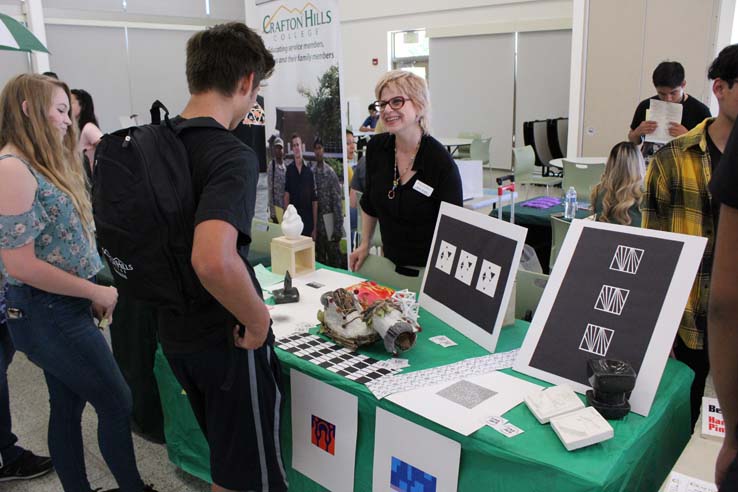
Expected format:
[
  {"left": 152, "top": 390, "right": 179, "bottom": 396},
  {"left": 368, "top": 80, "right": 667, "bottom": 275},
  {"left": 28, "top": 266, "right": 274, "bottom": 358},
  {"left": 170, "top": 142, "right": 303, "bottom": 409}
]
[
  {"left": 523, "top": 119, "right": 560, "bottom": 177},
  {"left": 547, "top": 118, "right": 565, "bottom": 160}
]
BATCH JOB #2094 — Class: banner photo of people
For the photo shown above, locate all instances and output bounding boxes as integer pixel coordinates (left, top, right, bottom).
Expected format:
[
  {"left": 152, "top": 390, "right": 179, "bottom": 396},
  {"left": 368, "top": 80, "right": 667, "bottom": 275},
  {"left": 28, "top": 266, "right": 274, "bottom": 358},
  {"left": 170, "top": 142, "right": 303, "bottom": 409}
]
[{"left": 248, "top": 0, "right": 350, "bottom": 269}]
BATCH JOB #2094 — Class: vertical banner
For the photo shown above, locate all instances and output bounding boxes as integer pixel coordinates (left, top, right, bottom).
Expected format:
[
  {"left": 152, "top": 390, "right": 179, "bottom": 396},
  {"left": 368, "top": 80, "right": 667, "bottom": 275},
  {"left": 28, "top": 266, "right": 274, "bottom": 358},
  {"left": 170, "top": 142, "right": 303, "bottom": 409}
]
[{"left": 249, "top": 0, "right": 350, "bottom": 269}]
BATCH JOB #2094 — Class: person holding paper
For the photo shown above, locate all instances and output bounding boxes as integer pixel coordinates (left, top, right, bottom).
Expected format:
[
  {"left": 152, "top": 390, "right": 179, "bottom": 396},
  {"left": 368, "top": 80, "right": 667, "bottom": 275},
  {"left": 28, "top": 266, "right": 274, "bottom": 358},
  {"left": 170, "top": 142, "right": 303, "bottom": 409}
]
[
  {"left": 349, "top": 70, "right": 462, "bottom": 273},
  {"left": 708, "top": 116, "right": 738, "bottom": 492},
  {"left": 310, "top": 137, "right": 346, "bottom": 268},
  {"left": 643, "top": 45, "right": 738, "bottom": 431},
  {"left": 628, "top": 61, "right": 711, "bottom": 159}
]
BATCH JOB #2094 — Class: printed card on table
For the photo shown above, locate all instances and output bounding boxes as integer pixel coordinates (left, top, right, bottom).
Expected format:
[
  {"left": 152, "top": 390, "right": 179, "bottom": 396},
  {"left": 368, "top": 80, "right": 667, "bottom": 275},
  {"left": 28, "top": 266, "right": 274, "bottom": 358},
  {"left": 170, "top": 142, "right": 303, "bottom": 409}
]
[{"left": 291, "top": 369, "right": 358, "bottom": 491}]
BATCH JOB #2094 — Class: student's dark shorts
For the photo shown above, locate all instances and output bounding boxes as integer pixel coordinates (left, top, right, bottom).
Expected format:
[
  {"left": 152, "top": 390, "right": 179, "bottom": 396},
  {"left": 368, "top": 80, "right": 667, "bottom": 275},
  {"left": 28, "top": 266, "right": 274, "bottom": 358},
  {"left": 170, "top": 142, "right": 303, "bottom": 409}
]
[{"left": 165, "top": 340, "right": 288, "bottom": 491}]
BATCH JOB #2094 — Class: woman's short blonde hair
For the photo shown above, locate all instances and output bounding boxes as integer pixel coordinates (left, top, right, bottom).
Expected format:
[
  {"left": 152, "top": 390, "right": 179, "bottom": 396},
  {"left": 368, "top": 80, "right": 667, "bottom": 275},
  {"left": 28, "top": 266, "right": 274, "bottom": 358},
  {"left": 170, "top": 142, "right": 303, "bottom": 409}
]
[{"left": 374, "top": 70, "right": 431, "bottom": 135}]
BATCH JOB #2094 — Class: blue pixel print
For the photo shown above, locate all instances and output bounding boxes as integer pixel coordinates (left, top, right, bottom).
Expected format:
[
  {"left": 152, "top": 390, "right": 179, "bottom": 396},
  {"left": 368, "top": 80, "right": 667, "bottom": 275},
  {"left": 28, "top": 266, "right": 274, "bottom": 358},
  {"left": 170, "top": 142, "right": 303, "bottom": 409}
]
[{"left": 390, "top": 456, "right": 437, "bottom": 492}]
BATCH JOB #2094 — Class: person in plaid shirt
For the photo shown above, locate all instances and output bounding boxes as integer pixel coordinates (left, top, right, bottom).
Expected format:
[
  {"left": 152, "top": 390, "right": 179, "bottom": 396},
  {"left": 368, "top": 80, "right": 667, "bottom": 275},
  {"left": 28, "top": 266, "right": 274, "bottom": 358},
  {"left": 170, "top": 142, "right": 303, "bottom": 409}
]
[{"left": 643, "top": 44, "right": 738, "bottom": 430}]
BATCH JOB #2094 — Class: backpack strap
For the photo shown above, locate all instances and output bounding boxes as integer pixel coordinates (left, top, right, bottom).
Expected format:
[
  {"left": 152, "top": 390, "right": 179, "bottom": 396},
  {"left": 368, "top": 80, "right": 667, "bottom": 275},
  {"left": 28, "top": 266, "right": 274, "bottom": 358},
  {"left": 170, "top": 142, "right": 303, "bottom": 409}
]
[{"left": 149, "top": 100, "right": 168, "bottom": 125}]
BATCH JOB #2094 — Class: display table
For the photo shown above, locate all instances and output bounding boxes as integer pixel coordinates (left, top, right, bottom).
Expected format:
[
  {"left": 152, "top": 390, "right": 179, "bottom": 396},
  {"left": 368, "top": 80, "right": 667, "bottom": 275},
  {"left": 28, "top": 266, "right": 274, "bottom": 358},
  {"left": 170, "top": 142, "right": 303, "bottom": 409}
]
[
  {"left": 495, "top": 199, "right": 592, "bottom": 271},
  {"left": 154, "top": 283, "right": 692, "bottom": 491}
]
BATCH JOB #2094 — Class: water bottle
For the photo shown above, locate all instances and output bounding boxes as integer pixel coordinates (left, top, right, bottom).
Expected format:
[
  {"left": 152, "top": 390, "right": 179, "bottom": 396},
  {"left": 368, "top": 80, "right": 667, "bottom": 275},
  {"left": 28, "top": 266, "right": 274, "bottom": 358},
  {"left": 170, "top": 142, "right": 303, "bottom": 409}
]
[{"left": 564, "top": 186, "right": 577, "bottom": 219}]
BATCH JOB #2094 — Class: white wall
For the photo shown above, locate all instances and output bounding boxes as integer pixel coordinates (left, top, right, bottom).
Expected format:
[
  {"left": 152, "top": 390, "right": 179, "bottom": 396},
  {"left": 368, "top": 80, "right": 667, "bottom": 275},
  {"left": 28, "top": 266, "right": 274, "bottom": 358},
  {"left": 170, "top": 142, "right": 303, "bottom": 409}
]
[
  {"left": 337, "top": 0, "right": 573, "bottom": 132},
  {"left": 430, "top": 33, "right": 515, "bottom": 168},
  {"left": 0, "top": 0, "right": 243, "bottom": 131},
  {"left": 571, "top": 0, "right": 734, "bottom": 157}
]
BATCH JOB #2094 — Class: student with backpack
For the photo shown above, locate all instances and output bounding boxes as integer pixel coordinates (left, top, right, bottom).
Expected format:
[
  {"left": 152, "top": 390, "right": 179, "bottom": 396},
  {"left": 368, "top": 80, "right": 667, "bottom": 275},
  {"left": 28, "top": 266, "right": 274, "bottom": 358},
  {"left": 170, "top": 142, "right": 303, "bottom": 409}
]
[
  {"left": 94, "top": 23, "right": 286, "bottom": 492},
  {"left": 0, "top": 74, "right": 156, "bottom": 492}
]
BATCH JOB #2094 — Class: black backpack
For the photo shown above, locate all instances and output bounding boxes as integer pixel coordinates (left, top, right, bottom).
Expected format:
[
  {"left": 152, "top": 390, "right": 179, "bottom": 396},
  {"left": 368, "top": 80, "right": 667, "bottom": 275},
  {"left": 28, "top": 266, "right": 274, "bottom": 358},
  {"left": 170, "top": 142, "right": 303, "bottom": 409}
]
[{"left": 92, "top": 101, "right": 220, "bottom": 311}]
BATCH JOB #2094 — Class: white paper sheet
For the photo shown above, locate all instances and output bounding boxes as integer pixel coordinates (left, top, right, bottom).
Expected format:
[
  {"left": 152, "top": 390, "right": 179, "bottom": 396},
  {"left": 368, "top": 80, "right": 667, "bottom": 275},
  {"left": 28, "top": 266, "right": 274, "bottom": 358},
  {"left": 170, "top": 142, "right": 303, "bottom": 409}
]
[
  {"left": 373, "top": 408, "right": 461, "bottom": 492},
  {"left": 387, "top": 371, "right": 543, "bottom": 436},
  {"left": 366, "top": 349, "right": 519, "bottom": 399},
  {"left": 644, "top": 99, "right": 683, "bottom": 144},
  {"left": 268, "top": 269, "right": 365, "bottom": 338},
  {"left": 291, "top": 369, "right": 359, "bottom": 492},
  {"left": 665, "top": 471, "right": 717, "bottom": 492}
]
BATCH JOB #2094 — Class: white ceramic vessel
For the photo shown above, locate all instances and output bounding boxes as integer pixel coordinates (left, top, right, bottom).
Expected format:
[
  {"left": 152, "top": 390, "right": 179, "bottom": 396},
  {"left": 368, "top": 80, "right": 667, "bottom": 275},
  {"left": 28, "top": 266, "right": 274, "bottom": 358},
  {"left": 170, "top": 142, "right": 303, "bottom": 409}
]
[{"left": 281, "top": 204, "right": 303, "bottom": 239}]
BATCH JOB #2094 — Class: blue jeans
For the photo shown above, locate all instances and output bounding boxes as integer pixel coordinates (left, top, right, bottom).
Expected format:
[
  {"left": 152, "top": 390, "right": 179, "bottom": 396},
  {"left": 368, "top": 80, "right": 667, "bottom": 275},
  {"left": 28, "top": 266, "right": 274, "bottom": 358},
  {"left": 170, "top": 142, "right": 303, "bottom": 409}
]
[
  {"left": 4, "top": 285, "right": 144, "bottom": 492},
  {"left": 0, "top": 321, "right": 23, "bottom": 468}
]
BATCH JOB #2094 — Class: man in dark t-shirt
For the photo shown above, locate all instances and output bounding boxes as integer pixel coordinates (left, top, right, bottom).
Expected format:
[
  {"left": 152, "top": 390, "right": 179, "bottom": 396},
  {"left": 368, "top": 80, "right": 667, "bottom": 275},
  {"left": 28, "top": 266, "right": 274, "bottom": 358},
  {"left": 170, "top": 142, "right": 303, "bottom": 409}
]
[
  {"left": 284, "top": 133, "right": 317, "bottom": 237},
  {"left": 158, "top": 23, "right": 287, "bottom": 492},
  {"left": 708, "top": 107, "right": 738, "bottom": 492},
  {"left": 628, "top": 61, "right": 711, "bottom": 159}
]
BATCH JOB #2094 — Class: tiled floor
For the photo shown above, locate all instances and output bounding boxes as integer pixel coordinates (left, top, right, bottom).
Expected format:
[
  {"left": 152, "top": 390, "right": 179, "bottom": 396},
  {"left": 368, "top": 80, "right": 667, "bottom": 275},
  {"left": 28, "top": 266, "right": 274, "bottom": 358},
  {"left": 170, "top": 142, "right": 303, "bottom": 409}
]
[{"left": 4, "top": 350, "right": 211, "bottom": 492}]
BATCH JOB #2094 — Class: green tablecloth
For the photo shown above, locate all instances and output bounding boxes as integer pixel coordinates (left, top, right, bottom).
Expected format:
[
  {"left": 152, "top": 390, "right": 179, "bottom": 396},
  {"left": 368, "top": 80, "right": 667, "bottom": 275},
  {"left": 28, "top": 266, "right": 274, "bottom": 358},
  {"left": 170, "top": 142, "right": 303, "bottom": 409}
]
[
  {"left": 497, "top": 198, "right": 592, "bottom": 227},
  {"left": 154, "top": 310, "right": 692, "bottom": 491}
]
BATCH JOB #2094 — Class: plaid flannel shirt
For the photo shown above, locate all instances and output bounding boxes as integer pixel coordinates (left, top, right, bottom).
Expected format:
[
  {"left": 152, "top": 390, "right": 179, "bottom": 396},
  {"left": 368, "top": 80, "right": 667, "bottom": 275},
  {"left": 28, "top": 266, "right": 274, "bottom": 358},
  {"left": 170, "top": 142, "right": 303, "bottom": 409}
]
[{"left": 642, "top": 118, "right": 716, "bottom": 350}]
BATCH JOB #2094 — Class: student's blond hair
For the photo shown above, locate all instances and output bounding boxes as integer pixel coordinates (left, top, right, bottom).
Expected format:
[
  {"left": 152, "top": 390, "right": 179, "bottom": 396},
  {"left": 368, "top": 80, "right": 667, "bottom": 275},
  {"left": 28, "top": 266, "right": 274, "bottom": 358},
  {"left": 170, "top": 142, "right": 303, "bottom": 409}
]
[{"left": 0, "top": 74, "right": 93, "bottom": 239}]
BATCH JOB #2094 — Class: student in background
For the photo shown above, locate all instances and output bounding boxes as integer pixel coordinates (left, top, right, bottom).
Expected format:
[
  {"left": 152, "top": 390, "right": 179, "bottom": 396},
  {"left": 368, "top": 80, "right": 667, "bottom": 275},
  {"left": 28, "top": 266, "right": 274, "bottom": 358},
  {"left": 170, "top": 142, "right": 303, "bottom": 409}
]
[
  {"left": 591, "top": 141, "right": 645, "bottom": 227},
  {"left": 359, "top": 103, "right": 379, "bottom": 132},
  {"left": 628, "top": 61, "right": 711, "bottom": 160},
  {"left": 70, "top": 89, "right": 102, "bottom": 178}
]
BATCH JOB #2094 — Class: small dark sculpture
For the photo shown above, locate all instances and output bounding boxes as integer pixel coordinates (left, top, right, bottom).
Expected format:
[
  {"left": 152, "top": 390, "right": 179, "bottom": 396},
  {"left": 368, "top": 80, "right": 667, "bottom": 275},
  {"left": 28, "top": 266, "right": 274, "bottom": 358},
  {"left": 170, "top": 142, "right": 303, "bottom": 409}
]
[
  {"left": 585, "top": 359, "right": 636, "bottom": 420},
  {"left": 273, "top": 271, "right": 300, "bottom": 304}
]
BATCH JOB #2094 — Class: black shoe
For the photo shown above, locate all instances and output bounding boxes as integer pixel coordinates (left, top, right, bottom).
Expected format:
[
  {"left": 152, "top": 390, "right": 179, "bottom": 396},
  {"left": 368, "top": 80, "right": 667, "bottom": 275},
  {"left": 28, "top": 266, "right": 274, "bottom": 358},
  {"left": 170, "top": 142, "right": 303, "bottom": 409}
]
[
  {"left": 0, "top": 449, "right": 54, "bottom": 482},
  {"left": 100, "top": 484, "right": 158, "bottom": 492}
]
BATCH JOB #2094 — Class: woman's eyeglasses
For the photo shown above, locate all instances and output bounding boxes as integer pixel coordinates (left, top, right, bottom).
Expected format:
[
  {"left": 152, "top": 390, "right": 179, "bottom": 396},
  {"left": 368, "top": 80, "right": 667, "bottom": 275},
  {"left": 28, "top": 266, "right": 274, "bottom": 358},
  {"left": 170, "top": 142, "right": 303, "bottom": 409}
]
[{"left": 373, "top": 96, "right": 410, "bottom": 111}]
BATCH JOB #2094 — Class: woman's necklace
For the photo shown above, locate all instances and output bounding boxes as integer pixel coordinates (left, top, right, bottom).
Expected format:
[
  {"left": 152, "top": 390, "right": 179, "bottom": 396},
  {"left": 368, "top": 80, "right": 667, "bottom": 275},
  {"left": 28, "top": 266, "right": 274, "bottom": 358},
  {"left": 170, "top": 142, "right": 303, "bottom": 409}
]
[{"left": 388, "top": 139, "right": 421, "bottom": 200}]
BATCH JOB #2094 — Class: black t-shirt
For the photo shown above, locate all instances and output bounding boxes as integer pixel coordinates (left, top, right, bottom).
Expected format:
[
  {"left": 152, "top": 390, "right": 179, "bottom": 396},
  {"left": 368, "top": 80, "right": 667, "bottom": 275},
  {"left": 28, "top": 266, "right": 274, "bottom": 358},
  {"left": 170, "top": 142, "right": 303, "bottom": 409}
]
[
  {"left": 630, "top": 94, "right": 711, "bottom": 131},
  {"left": 284, "top": 162, "right": 317, "bottom": 235},
  {"left": 158, "top": 116, "right": 263, "bottom": 354},
  {"left": 711, "top": 121, "right": 738, "bottom": 209},
  {"left": 360, "top": 133, "right": 463, "bottom": 267}
]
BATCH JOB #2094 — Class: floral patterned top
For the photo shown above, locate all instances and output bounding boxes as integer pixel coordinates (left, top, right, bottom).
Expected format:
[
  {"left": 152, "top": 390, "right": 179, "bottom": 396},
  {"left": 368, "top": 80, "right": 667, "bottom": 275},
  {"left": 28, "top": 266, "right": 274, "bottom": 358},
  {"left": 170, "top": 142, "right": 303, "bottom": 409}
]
[{"left": 0, "top": 154, "right": 102, "bottom": 286}]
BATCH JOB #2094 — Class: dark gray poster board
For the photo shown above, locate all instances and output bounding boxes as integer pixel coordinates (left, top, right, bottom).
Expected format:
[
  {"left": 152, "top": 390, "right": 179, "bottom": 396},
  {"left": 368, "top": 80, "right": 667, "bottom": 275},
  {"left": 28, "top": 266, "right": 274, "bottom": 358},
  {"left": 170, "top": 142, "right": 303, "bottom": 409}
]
[
  {"left": 420, "top": 203, "right": 527, "bottom": 352},
  {"left": 515, "top": 220, "right": 706, "bottom": 416}
]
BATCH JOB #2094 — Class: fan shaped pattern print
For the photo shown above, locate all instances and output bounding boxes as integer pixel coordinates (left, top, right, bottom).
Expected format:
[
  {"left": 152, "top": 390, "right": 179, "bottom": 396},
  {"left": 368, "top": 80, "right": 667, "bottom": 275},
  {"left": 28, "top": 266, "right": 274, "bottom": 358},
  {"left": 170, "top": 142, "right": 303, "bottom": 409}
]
[
  {"left": 579, "top": 323, "right": 614, "bottom": 357},
  {"left": 594, "top": 285, "right": 630, "bottom": 316},
  {"left": 609, "top": 245, "right": 644, "bottom": 274}
]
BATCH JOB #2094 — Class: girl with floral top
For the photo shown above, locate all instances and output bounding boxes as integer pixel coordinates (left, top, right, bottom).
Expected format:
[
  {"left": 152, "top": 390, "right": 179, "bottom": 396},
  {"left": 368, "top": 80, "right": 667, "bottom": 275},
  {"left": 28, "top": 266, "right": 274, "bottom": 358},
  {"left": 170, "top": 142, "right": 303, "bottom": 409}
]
[{"left": 0, "top": 74, "right": 156, "bottom": 492}]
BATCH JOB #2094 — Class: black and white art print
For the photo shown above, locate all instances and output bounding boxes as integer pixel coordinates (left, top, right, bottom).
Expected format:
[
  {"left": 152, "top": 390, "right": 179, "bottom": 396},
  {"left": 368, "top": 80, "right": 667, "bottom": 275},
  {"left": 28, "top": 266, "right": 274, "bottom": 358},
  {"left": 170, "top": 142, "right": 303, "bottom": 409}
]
[
  {"left": 420, "top": 203, "right": 527, "bottom": 352},
  {"left": 514, "top": 220, "right": 707, "bottom": 416}
]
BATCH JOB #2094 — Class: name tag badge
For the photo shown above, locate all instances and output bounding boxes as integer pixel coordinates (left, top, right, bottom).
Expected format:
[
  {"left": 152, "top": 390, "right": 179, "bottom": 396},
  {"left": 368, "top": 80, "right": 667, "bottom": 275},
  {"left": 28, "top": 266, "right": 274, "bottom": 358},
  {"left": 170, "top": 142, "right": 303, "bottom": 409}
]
[{"left": 413, "top": 180, "right": 434, "bottom": 197}]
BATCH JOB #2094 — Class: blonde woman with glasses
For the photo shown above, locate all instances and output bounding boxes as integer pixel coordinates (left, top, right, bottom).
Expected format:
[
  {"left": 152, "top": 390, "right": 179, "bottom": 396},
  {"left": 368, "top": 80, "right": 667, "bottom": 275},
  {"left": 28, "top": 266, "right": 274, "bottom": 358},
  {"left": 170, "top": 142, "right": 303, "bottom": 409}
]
[{"left": 349, "top": 70, "right": 462, "bottom": 273}]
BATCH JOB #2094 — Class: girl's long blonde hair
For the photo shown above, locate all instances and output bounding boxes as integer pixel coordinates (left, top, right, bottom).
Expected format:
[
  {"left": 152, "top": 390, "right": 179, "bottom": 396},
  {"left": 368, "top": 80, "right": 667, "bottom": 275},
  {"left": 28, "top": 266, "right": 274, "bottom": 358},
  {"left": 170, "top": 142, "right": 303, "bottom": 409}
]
[
  {"left": 590, "top": 141, "right": 645, "bottom": 226},
  {"left": 0, "top": 74, "right": 93, "bottom": 238}
]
